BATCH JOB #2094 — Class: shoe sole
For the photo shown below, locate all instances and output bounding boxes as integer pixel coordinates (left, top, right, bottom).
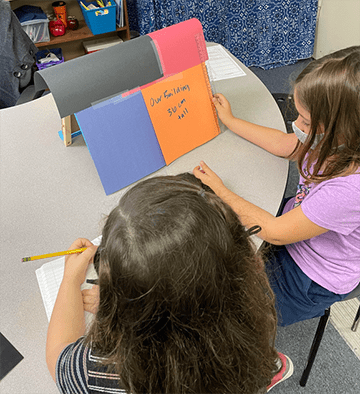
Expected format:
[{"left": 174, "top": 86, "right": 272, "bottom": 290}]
[{"left": 267, "top": 356, "right": 294, "bottom": 392}]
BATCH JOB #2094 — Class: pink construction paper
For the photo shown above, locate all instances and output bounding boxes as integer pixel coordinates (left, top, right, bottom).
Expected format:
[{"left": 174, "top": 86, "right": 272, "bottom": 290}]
[{"left": 148, "top": 18, "right": 208, "bottom": 77}]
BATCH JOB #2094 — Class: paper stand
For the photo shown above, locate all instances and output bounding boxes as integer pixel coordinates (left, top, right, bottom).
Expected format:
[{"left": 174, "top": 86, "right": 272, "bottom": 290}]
[{"left": 61, "top": 116, "right": 72, "bottom": 146}]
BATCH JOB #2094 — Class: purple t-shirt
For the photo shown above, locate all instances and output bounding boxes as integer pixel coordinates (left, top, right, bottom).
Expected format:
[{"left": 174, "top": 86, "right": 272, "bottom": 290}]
[{"left": 283, "top": 164, "right": 360, "bottom": 294}]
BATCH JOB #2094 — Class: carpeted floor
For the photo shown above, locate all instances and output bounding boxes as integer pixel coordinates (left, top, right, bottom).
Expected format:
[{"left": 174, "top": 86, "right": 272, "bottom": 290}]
[{"left": 273, "top": 317, "right": 360, "bottom": 393}]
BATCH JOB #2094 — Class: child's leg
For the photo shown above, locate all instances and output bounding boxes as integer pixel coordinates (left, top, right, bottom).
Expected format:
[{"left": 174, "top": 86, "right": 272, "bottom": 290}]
[{"left": 265, "top": 245, "right": 350, "bottom": 326}]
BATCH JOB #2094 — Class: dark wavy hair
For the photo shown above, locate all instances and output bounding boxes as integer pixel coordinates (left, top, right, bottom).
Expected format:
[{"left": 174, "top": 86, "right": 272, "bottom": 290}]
[
  {"left": 86, "top": 173, "right": 278, "bottom": 393},
  {"left": 293, "top": 45, "right": 360, "bottom": 183}
]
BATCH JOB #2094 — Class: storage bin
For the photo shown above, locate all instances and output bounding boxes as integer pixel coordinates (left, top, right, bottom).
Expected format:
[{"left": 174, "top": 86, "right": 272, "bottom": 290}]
[
  {"left": 36, "top": 48, "right": 64, "bottom": 70},
  {"left": 13, "top": 5, "right": 50, "bottom": 44},
  {"left": 78, "top": 1, "right": 116, "bottom": 35},
  {"left": 21, "top": 19, "right": 50, "bottom": 43}
]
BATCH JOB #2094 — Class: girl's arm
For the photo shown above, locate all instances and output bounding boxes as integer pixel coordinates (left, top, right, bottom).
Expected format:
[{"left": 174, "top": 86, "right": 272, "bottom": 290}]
[
  {"left": 213, "top": 93, "right": 299, "bottom": 159},
  {"left": 46, "top": 238, "right": 97, "bottom": 381},
  {"left": 194, "top": 162, "right": 328, "bottom": 245}
]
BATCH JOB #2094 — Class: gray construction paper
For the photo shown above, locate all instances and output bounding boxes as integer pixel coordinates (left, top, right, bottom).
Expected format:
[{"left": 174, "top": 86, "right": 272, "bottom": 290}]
[{"left": 34, "top": 35, "right": 163, "bottom": 118}]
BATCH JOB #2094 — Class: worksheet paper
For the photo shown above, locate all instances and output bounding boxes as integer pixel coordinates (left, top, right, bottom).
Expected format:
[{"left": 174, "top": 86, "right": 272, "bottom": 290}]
[
  {"left": 206, "top": 44, "right": 246, "bottom": 81},
  {"left": 35, "top": 237, "right": 101, "bottom": 329}
]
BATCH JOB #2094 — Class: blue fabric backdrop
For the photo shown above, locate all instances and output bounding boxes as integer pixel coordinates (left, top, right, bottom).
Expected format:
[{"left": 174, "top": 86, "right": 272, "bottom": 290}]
[{"left": 127, "top": 0, "right": 318, "bottom": 69}]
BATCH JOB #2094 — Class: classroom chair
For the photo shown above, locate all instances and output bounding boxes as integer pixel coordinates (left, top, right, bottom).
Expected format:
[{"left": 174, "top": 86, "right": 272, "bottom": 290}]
[
  {"left": 272, "top": 93, "right": 297, "bottom": 134},
  {"left": 300, "top": 282, "right": 360, "bottom": 387}
]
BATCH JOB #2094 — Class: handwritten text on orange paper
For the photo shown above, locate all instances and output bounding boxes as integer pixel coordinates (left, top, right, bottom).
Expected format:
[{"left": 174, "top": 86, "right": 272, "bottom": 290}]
[{"left": 149, "top": 84, "right": 191, "bottom": 120}]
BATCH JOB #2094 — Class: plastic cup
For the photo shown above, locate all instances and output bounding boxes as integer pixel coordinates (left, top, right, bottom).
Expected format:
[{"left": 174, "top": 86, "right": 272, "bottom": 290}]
[{"left": 52, "top": 1, "right": 67, "bottom": 27}]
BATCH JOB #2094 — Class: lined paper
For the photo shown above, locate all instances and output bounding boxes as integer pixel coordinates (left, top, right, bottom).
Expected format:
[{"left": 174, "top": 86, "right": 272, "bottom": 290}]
[
  {"left": 35, "top": 237, "right": 101, "bottom": 329},
  {"left": 206, "top": 44, "right": 246, "bottom": 81}
]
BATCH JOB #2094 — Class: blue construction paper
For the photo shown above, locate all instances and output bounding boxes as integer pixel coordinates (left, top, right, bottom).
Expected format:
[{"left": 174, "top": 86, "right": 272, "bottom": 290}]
[{"left": 75, "top": 92, "right": 165, "bottom": 195}]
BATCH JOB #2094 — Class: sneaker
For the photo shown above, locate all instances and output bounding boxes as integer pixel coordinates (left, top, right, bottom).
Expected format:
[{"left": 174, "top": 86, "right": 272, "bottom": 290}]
[{"left": 267, "top": 352, "right": 294, "bottom": 392}]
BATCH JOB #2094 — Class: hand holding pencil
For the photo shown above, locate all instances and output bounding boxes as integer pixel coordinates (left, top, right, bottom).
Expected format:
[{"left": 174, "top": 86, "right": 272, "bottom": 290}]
[
  {"left": 22, "top": 247, "right": 88, "bottom": 262},
  {"left": 62, "top": 238, "right": 98, "bottom": 287},
  {"left": 22, "top": 239, "right": 98, "bottom": 286}
]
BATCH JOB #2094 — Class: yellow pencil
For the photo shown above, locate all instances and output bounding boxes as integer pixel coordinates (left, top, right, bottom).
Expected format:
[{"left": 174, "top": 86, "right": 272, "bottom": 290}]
[
  {"left": 22, "top": 247, "right": 88, "bottom": 262},
  {"left": 80, "top": 1, "right": 89, "bottom": 10}
]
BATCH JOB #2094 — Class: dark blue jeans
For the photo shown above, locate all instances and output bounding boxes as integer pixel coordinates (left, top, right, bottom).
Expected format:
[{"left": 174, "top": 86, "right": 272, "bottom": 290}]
[
  {"left": 266, "top": 196, "right": 351, "bottom": 326},
  {"left": 266, "top": 244, "right": 350, "bottom": 327}
]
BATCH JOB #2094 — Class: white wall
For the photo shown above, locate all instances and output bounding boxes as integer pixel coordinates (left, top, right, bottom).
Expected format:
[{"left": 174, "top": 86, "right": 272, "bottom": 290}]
[{"left": 313, "top": 0, "right": 360, "bottom": 59}]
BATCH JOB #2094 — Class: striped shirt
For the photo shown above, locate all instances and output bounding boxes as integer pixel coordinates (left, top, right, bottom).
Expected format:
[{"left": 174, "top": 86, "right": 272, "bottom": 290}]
[{"left": 56, "top": 337, "right": 127, "bottom": 394}]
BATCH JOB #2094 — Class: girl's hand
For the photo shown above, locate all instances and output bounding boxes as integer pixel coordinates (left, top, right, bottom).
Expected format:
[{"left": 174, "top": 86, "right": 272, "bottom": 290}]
[
  {"left": 82, "top": 285, "right": 100, "bottom": 314},
  {"left": 63, "top": 238, "right": 98, "bottom": 287},
  {"left": 213, "top": 93, "right": 234, "bottom": 125},
  {"left": 193, "top": 161, "right": 225, "bottom": 194}
]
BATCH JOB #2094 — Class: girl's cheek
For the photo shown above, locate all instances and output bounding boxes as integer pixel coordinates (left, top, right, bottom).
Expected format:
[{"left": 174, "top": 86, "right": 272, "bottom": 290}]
[
  {"left": 298, "top": 119, "right": 311, "bottom": 134},
  {"left": 295, "top": 118, "right": 310, "bottom": 134},
  {"left": 303, "top": 125, "right": 311, "bottom": 134}
]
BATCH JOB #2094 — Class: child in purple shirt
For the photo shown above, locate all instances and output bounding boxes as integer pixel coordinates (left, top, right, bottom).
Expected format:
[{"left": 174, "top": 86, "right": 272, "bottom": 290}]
[
  {"left": 283, "top": 168, "right": 360, "bottom": 295},
  {"left": 194, "top": 45, "right": 360, "bottom": 326}
]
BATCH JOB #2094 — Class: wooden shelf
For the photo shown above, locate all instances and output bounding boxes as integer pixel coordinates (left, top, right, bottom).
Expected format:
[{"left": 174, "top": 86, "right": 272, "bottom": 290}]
[
  {"left": 35, "top": 20, "right": 129, "bottom": 48},
  {"left": 32, "top": 0, "right": 131, "bottom": 51}
]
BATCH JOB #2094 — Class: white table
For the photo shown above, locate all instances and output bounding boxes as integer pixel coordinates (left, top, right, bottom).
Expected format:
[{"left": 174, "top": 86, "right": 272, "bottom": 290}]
[{"left": 0, "top": 45, "right": 288, "bottom": 393}]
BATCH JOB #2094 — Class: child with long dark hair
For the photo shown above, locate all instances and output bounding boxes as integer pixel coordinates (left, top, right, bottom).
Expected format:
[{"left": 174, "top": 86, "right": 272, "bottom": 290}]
[
  {"left": 46, "top": 173, "right": 292, "bottom": 393},
  {"left": 194, "top": 46, "right": 360, "bottom": 327}
]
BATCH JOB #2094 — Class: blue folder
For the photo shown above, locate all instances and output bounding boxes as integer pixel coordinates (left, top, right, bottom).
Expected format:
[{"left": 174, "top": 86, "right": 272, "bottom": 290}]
[{"left": 75, "top": 91, "right": 165, "bottom": 195}]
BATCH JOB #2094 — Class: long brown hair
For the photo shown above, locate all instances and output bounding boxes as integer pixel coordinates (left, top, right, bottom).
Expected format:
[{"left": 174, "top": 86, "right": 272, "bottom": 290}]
[
  {"left": 86, "top": 173, "right": 278, "bottom": 393},
  {"left": 293, "top": 46, "right": 360, "bottom": 183}
]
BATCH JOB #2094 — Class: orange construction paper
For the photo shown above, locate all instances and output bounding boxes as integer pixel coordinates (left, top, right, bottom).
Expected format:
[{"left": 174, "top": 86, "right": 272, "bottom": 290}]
[{"left": 141, "top": 63, "right": 220, "bottom": 165}]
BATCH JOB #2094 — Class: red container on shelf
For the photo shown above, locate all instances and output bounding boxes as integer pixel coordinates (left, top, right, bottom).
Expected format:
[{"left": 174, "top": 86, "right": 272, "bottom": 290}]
[
  {"left": 49, "top": 19, "right": 66, "bottom": 36},
  {"left": 67, "top": 16, "right": 79, "bottom": 30}
]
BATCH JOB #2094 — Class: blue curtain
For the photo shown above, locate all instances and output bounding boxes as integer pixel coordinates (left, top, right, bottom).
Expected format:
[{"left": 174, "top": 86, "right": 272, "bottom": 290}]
[{"left": 127, "top": 0, "right": 318, "bottom": 69}]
